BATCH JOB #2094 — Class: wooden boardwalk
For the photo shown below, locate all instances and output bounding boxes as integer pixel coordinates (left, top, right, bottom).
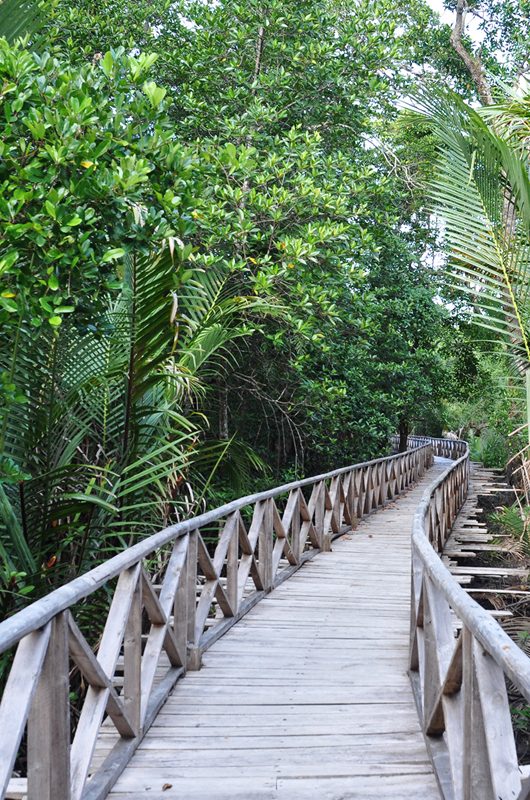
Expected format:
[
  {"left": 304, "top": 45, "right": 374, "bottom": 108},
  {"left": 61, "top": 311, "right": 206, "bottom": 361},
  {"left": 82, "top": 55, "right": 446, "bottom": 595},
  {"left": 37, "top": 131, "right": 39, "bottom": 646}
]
[
  {"left": 5, "top": 438, "right": 530, "bottom": 799},
  {"left": 105, "top": 462, "right": 448, "bottom": 799}
]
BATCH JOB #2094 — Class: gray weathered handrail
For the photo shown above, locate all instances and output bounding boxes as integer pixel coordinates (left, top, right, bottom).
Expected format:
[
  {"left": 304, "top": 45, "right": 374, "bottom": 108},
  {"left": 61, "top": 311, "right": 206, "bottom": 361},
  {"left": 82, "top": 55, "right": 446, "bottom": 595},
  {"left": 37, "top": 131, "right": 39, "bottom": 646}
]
[
  {"left": 0, "top": 442, "right": 433, "bottom": 800},
  {"left": 410, "top": 438, "right": 530, "bottom": 800},
  {"left": 393, "top": 434, "right": 468, "bottom": 460},
  {"left": 0, "top": 454, "right": 407, "bottom": 655}
]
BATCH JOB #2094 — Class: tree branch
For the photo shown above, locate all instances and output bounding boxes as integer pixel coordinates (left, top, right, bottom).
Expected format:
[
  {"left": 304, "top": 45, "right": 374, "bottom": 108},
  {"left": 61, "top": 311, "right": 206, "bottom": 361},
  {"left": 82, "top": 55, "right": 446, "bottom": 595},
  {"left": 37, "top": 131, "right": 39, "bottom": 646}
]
[
  {"left": 253, "top": 25, "right": 265, "bottom": 88},
  {"left": 450, "top": 0, "right": 493, "bottom": 106}
]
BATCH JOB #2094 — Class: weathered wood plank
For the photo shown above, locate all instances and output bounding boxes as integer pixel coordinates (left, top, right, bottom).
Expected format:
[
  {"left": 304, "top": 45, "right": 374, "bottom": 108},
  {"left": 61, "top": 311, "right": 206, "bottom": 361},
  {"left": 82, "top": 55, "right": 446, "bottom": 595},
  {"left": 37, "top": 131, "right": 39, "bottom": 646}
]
[
  {"left": 70, "top": 566, "right": 141, "bottom": 800},
  {"left": 0, "top": 438, "right": 441, "bottom": 800},
  {"left": 0, "top": 626, "right": 51, "bottom": 798},
  {"left": 27, "top": 613, "right": 70, "bottom": 800},
  {"left": 107, "top": 461, "right": 441, "bottom": 800}
]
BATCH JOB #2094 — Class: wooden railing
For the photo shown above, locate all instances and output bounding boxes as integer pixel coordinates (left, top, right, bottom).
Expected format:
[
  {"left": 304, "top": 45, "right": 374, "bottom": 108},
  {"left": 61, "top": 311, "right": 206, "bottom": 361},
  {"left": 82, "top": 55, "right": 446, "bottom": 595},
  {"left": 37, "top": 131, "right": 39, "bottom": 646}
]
[
  {"left": 410, "top": 438, "right": 530, "bottom": 800},
  {"left": 393, "top": 434, "right": 468, "bottom": 461},
  {"left": 0, "top": 443, "right": 433, "bottom": 800},
  {"left": 408, "top": 436, "right": 467, "bottom": 459}
]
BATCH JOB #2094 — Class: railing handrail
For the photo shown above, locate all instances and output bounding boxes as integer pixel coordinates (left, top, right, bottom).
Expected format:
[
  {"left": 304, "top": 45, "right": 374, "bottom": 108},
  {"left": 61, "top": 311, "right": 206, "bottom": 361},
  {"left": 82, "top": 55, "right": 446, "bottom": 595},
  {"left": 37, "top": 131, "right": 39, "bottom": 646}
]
[
  {"left": 412, "top": 446, "right": 530, "bottom": 700},
  {"left": 0, "top": 444, "right": 430, "bottom": 655},
  {"left": 4, "top": 435, "right": 527, "bottom": 800},
  {"left": 0, "top": 437, "right": 434, "bottom": 800},
  {"left": 402, "top": 434, "right": 468, "bottom": 454},
  {"left": 406, "top": 435, "right": 466, "bottom": 446},
  {"left": 410, "top": 438, "right": 530, "bottom": 799}
]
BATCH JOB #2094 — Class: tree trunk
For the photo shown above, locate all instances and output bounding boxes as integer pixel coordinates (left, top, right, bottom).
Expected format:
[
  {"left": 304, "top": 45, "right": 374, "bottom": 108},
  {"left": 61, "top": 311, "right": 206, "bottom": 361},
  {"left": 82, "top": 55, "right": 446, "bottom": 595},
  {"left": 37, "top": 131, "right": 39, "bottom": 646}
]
[
  {"left": 219, "top": 384, "right": 229, "bottom": 440},
  {"left": 450, "top": 0, "right": 493, "bottom": 106},
  {"left": 398, "top": 419, "right": 409, "bottom": 453}
]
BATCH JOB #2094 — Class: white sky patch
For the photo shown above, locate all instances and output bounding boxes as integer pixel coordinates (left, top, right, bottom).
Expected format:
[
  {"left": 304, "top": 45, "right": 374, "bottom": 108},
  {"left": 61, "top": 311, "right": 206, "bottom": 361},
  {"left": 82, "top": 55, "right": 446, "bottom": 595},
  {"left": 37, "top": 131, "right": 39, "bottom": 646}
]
[
  {"left": 424, "top": 0, "right": 453, "bottom": 26},
  {"left": 178, "top": 13, "right": 197, "bottom": 30},
  {"left": 424, "top": 0, "right": 485, "bottom": 44}
]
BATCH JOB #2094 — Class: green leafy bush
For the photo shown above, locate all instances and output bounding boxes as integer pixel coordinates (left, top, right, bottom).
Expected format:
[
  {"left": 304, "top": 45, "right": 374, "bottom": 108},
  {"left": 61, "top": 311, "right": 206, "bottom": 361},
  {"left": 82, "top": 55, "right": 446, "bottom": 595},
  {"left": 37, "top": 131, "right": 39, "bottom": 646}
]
[{"left": 0, "top": 41, "right": 191, "bottom": 331}]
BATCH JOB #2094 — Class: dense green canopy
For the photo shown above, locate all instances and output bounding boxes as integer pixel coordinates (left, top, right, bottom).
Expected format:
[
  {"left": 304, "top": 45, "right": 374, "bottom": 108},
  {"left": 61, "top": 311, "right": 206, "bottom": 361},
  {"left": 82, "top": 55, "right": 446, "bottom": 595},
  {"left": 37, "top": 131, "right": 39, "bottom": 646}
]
[{"left": 1, "top": 0, "right": 529, "bottom": 610}]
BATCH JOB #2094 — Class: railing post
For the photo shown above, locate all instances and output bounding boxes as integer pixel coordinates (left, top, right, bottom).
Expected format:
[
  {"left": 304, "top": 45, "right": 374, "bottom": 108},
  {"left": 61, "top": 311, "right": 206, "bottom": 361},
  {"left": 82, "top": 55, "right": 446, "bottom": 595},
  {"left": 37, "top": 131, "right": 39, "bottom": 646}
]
[
  {"left": 291, "top": 489, "right": 301, "bottom": 560},
  {"left": 356, "top": 467, "right": 365, "bottom": 516},
  {"left": 174, "top": 536, "right": 188, "bottom": 668},
  {"left": 347, "top": 469, "right": 356, "bottom": 523},
  {"left": 322, "top": 477, "right": 338, "bottom": 551},
  {"left": 186, "top": 529, "right": 201, "bottom": 671},
  {"left": 313, "top": 481, "right": 325, "bottom": 547},
  {"left": 27, "top": 612, "right": 71, "bottom": 800},
  {"left": 462, "top": 627, "right": 472, "bottom": 800},
  {"left": 124, "top": 574, "right": 142, "bottom": 734},
  {"left": 227, "top": 514, "right": 239, "bottom": 612},
  {"left": 259, "top": 499, "right": 274, "bottom": 591}
]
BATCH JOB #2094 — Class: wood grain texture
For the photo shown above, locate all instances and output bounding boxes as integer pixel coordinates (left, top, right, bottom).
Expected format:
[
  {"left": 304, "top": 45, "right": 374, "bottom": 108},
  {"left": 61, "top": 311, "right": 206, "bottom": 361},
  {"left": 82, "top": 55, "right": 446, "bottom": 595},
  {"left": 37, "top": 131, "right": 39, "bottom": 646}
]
[
  {"left": 5, "top": 436, "right": 529, "bottom": 800},
  {"left": 0, "top": 441, "right": 433, "bottom": 800},
  {"left": 106, "top": 465, "right": 443, "bottom": 800},
  {"left": 27, "top": 613, "right": 71, "bottom": 800},
  {"left": 411, "top": 443, "right": 530, "bottom": 800}
]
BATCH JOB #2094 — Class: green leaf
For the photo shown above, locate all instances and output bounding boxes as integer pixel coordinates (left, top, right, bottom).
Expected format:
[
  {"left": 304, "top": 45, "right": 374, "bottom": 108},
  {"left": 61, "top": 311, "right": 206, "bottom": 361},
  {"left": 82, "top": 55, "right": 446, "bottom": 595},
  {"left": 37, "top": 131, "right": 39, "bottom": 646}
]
[
  {"left": 62, "top": 492, "right": 118, "bottom": 514},
  {"left": 0, "top": 251, "right": 19, "bottom": 275},
  {"left": 0, "top": 0, "right": 42, "bottom": 42},
  {"left": 48, "top": 315, "right": 62, "bottom": 326},
  {"left": 0, "top": 483, "right": 35, "bottom": 572},
  {"left": 102, "top": 248, "right": 126, "bottom": 263},
  {"left": 129, "top": 52, "right": 158, "bottom": 82},
  {"left": 222, "top": 143, "right": 237, "bottom": 165},
  {"left": 39, "top": 297, "right": 53, "bottom": 312},
  {"left": 142, "top": 81, "right": 167, "bottom": 109},
  {"left": 45, "top": 200, "right": 56, "bottom": 219},
  {"left": 0, "top": 296, "right": 18, "bottom": 313},
  {"left": 101, "top": 51, "right": 114, "bottom": 78}
]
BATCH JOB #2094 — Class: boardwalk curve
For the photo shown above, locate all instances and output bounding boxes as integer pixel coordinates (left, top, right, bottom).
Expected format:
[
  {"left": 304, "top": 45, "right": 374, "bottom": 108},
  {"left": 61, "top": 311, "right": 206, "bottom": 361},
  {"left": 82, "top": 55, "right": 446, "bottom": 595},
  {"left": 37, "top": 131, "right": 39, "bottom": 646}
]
[
  {"left": 104, "top": 460, "right": 447, "bottom": 799},
  {"left": 3, "top": 437, "right": 530, "bottom": 799}
]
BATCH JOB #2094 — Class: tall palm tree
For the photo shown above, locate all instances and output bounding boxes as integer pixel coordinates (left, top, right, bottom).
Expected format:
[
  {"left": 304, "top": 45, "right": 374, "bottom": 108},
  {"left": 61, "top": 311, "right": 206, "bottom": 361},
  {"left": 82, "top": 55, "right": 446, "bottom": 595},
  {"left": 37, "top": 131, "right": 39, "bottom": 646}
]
[{"left": 417, "top": 91, "right": 530, "bottom": 455}]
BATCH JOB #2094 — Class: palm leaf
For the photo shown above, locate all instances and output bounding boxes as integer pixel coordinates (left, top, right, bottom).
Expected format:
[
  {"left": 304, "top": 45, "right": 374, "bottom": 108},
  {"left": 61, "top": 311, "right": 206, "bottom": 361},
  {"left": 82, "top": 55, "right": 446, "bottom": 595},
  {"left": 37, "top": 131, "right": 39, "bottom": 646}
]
[
  {"left": 0, "top": 0, "right": 41, "bottom": 40},
  {"left": 0, "top": 241, "right": 277, "bottom": 597},
  {"left": 0, "top": 482, "right": 35, "bottom": 572},
  {"left": 416, "top": 91, "right": 530, "bottom": 375}
]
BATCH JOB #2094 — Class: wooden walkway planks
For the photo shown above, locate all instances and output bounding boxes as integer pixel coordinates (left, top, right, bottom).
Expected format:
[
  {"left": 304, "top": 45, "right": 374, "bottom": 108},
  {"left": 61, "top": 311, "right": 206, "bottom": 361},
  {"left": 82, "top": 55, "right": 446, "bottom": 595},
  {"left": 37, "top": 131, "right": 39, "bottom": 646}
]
[{"left": 105, "top": 462, "right": 448, "bottom": 800}]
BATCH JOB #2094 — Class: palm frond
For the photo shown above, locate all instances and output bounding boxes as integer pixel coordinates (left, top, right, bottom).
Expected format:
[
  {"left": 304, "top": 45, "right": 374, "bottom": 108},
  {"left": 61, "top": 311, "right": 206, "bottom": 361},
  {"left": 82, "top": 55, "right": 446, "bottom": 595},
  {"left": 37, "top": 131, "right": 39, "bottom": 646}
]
[
  {"left": 0, "top": 0, "right": 41, "bottom": 41},
  {"left": 0, "top": 241, "right": 278, "bottom": 600},
  {"left": 415, "top": 91, "right": 530, "bottom": 374}
]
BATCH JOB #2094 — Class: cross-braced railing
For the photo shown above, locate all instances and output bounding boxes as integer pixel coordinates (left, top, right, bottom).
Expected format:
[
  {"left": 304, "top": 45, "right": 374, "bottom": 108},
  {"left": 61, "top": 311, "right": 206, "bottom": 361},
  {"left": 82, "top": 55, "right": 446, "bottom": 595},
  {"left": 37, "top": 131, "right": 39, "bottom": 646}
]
[
  {"left": 410, "top": 438, "right": 530, "bottom": 800},
  {"left": 0, "top": 443, "right": 433, "bottom": 800},
  {"left": 393, "top": 434, "right": 468, "bottom": 461}
]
